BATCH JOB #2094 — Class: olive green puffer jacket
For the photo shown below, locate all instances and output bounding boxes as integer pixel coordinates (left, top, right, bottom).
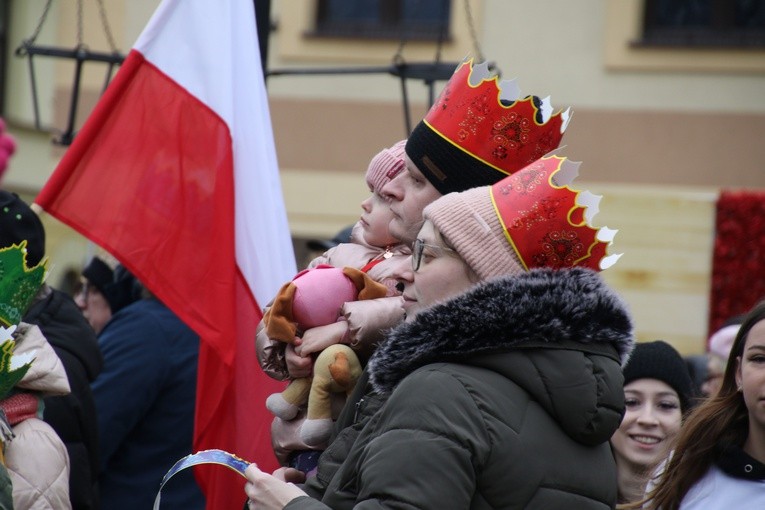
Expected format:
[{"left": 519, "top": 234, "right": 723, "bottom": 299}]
[{"left": 289, "top": 268, "right": 633, "bottom": 510}]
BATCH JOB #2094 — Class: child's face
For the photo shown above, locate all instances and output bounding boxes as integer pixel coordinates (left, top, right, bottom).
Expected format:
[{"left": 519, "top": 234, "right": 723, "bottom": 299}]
[{"left": 359, "top": 190, "right": 398, "bottom": 248}]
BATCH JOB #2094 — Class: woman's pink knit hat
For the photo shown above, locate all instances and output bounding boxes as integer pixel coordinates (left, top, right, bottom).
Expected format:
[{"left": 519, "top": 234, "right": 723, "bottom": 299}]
[
  {"left": 424, "top": 155, "right": 622, "bottom": 281},
  {"left": 366, "top": 140, "right": 406, "bottom": 194}
]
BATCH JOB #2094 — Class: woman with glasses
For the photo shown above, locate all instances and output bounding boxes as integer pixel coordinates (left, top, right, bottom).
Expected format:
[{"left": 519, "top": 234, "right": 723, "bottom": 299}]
[{"left": 244, "top": 155, "right": 634, "bottom": 510}]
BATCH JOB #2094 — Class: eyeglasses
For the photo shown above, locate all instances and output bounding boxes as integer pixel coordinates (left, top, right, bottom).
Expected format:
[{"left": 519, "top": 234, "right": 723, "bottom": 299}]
[{"left": 412, "top": 238, "right": 455, "bottom": 272}]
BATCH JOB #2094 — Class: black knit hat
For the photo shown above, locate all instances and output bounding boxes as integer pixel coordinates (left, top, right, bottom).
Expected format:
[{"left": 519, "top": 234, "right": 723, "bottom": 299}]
[
  {"left": 405, "top": 121, "right": 508, "bottom": 195},
  {"left": 0, "top": 191, "right": 46, "bottom": 266},
  {"left": 82, "top": 256, "right": 142, "bottom": 314},
  {"left": 623, "top": 340, "right": 694, "bottom": 411},
  {"left": 82, "top": 257, "right": 115, "bottom": 294}
]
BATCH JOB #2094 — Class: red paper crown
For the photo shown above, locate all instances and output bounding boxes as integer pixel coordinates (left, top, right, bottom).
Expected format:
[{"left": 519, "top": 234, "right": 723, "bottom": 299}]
[
  {"left": 490, "top": 155, "right": 621, "bottom": 271},
  {"left": 424, "top": 59, "right": 570, "bottom": 176}
]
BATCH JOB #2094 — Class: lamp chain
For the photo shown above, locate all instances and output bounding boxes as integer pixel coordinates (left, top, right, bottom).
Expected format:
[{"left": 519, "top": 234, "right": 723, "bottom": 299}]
[
  {"left": 22, "top": 0, "right": 54, "bottom": 46},
  {"left": 76, "top": 0, "right": 84, "bottom": 46},
  {"left": 464, "top": 0, "right": 484, "bottom": 62},
  {"left": 96, "top": 0, "right": 120, "bottom": 53}
]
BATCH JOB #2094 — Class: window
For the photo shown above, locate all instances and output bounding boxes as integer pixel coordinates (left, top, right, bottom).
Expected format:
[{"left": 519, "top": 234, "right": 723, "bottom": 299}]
[
  {"left": 604, "top": 1, "right": 765, "bottom": 73},
  {"left": 276, "top": 1, "right": 478, "bottom": 65},
  {"left": 638, "top": 0, "right": 765, "bottom": 48},
  {"left": 312, "top": 0, "right": 451, "bottom": 41}
]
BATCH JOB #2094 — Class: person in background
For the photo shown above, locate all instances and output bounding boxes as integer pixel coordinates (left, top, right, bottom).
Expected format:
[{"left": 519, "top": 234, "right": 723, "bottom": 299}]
[
  {"left": 82, "top": 255, "right": 205, "bottom": 510},
  {"left": 2, "top": 323, "right": 72, "bottom": 510},
  {"left": 638, "top": 300, "right": 765, "bottom": 509},
  {"left": 0, "top": 190, "right": 103, "bottom": 510},
  {"left": 610, "top": 340, "right": 694, "bottom": 504},
  {"left": 0, "top": 240, "right": 71, "bottom": 509},
  {"left": 702, "top": 315, "right": 745, "bottom": 398},
  {"left": 244, "top": 154, "right": 632, "bottom": 509},
  {"left": 74, "top": 256, "right": 141, "bottom": 335}
]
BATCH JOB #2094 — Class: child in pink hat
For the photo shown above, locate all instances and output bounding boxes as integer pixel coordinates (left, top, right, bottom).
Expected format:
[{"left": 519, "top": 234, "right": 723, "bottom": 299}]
[{"left": 256, "top": 140, "right": 410, "bottom": 473}]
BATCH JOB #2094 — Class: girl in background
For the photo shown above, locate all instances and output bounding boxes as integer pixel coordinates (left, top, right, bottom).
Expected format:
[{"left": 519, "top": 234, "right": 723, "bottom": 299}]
[
  {"left": 610, "top": 340, "right": 693, "bottom": 504},
  {"left": 639, "top": 300, "right": 765, "bottom": 509}
]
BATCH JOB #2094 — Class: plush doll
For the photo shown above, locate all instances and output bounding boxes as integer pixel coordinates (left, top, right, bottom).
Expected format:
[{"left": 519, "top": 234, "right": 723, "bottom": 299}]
[{"left": 263, "top": 264, "right": 387, "bottom": 446}]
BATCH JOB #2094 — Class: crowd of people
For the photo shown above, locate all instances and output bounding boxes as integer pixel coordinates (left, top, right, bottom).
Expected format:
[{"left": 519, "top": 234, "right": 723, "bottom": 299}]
[{"left": 1, "top": 55, "right": 763, "bottom": 510}]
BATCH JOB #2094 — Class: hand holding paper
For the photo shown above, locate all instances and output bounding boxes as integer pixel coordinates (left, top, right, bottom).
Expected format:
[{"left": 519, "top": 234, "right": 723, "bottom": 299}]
[{"left": 244, "top": 463, "right": 308, "bottom": 510}]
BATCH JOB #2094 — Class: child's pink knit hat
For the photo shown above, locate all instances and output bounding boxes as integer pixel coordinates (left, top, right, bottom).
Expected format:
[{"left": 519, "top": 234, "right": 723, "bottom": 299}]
[{"left": 366, "top": 140, "right": 406, "bottom": 194}]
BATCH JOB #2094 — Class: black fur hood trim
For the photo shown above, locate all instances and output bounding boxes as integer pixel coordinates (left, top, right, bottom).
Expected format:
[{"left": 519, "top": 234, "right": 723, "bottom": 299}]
[{"left": 368, "top": 267, "right": 634, "bottom": 395}]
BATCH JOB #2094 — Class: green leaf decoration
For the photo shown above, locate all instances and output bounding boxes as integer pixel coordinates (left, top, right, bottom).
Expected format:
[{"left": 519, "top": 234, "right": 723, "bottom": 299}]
[
  {"left": 0, "top": 338, "right": 34, "bottom": 401},
  {"left": 0, "top": 242, "right": 47, "bottom": 327}
]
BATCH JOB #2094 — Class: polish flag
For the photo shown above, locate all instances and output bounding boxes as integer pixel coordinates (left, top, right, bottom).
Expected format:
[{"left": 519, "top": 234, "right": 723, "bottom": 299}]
[{"left": 35, "top": 0, "right": 295, "bottom": 508}]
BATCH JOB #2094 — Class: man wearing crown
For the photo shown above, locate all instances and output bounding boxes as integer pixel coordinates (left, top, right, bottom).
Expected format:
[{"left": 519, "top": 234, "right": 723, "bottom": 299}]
[
  {"left": 257, "top": 58, "right": 575, "bottom": 497},
  {"left": 383, "top": 58, "right": 570, "bottom": 245}
]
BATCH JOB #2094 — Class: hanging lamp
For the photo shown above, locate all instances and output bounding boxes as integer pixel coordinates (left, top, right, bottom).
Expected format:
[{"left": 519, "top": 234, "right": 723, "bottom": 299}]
[{"left": 14, "top": 0, "right": 124, "bottom": 146}]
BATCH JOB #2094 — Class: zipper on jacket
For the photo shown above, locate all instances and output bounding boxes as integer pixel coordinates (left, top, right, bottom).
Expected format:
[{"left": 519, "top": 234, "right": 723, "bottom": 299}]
[{"left": 353, "top": 398, "right": 365, "bottom": 424}]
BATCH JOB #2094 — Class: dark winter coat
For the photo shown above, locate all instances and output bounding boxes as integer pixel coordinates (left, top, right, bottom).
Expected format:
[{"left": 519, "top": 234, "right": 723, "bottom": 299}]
[
  {"left": 24, "top": 285, "right": 103, "bottom": 510},
  {"left": 92, "top": 298, "right": 205, "bottom": 510},
  {"left": 288, "top": 268, "right": 634, "bottom": 510}
]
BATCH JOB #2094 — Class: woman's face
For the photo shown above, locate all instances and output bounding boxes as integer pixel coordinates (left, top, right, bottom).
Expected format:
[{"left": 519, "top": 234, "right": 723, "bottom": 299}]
[
  {"left": 736, "top": 318, "right": 765, "bottom": 439},
  {"left": 401, "top": 220, "right": 477, "bottom": 321},
  {"left": 610, "top": 378, "right": 683, "bottom": 470}
]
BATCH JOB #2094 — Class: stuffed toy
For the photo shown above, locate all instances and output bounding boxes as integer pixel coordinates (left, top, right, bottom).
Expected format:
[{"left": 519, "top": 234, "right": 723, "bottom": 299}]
[{"left": 263, "top": 264, "right": 387, "bottom": 446}]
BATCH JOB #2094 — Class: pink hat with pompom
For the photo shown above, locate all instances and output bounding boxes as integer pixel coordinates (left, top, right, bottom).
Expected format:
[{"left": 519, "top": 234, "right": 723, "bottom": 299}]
[
  {"left": 0, "top": 118, "right": 17, "bottom": 179},
  {"left": 365, "top": 140, "right": 406, "bottom": 194}
]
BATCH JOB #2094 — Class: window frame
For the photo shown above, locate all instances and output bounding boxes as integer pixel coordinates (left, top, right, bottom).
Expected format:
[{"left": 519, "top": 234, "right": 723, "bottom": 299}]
[
  {"left": 274, "top": 0, "right": 477, "bottom": 65},
  {"left": 309, "top": 0, "right": 452, "bottom": 42},
  {"left": 635, "top": 0, "right": 765, "bottom": 49},
  {"left": 604, "top": 0, "right": 765, "bottom": 73}
]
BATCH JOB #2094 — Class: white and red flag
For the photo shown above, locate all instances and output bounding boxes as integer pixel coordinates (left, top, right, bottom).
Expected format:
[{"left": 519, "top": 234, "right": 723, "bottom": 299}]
[{"left": 35, "top": 0, "right": 295, "bottom": 507}]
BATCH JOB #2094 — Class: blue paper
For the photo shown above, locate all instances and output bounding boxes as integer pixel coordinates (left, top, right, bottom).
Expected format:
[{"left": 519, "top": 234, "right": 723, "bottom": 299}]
[{"left": 153, "top": 449, "right": 251, "bottom": 510}]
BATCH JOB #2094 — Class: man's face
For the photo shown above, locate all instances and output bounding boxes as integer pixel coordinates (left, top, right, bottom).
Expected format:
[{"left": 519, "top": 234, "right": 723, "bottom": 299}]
[
  {"left": 74, "top": 278, "right": 112, "bottom": 334},
  {"left": 380, "top": 155, "right": 442, "bottom": 245}
]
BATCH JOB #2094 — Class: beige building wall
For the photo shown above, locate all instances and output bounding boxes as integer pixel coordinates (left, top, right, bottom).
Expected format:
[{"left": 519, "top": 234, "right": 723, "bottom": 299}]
[{"left": 3, "top": 0, "right": 765, "bottom": 353}]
